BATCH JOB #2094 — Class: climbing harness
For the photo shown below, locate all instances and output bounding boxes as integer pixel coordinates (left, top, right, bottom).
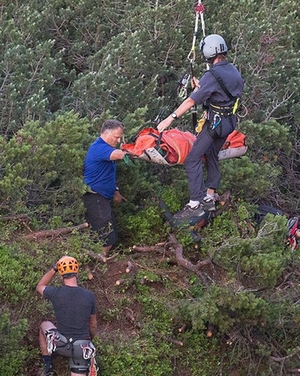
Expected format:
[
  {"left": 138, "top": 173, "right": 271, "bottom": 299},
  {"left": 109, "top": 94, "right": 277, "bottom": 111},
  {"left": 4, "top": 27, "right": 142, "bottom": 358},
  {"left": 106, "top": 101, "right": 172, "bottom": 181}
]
[
  {"left": 81, "top": 342, "right": 96, "bottom": 360},
  {"left": 46, "top": 329, "right": 97, "bottom": 375},
  {"left": 208, "top": 69, "right": 240, "bottom": 114},
  {"left": 210, "top": 103, "right": 236, "bottom": 117},
  {"left": 46, "top": 330, "right": 60, "bottom": 355}
]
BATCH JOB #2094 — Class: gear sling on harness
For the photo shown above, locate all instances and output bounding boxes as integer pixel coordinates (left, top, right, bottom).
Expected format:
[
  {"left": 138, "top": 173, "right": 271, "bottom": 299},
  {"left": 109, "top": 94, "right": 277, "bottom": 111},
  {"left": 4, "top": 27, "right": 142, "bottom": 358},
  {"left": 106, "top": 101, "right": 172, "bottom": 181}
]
[{"left": 46, "top": 330, "right": 96, "bottom": 374}]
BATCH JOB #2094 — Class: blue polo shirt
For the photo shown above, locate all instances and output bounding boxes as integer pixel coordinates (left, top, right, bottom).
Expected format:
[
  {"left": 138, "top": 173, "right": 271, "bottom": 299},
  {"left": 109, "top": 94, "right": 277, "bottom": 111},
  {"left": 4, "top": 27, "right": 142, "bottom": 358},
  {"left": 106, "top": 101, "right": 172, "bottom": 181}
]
[{"left": 84, "top": 137, "right": 116, "bottom": 199}]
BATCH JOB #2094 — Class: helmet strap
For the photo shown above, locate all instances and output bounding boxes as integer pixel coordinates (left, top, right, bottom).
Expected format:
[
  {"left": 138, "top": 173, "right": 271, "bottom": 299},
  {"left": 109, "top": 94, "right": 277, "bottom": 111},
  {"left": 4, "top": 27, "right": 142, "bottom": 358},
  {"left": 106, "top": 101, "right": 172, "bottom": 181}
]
[{"left": 206, "top": 57, "right": 215, "bottom": 64}]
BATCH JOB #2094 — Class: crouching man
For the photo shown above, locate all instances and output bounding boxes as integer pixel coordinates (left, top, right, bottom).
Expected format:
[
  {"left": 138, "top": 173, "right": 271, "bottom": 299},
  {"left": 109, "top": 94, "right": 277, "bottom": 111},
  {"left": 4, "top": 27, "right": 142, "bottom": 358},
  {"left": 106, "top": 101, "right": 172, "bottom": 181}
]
[{"left": 36, "top": 256, "right": 97, "bottom": 376}]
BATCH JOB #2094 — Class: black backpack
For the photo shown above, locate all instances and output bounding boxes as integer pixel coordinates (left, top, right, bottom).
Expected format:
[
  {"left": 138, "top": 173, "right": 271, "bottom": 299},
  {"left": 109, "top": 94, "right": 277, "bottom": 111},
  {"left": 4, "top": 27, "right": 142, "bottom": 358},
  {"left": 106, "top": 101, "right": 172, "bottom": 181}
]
[{"left": 254, "top": 205, "right": 283, "bottom": 225}]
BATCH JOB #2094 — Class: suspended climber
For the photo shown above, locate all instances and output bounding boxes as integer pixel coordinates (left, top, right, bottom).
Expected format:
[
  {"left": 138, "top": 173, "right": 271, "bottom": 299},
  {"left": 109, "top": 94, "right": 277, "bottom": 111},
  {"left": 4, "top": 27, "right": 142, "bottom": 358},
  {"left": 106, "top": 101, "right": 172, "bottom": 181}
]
[{"left": 157, "top": 34, "right": 245, "bottom": 220}]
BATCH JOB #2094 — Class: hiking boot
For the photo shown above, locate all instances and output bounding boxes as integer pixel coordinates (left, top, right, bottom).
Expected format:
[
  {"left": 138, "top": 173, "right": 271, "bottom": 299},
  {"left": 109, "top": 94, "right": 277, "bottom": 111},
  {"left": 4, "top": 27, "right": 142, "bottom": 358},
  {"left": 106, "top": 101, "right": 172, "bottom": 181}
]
[
  {"left": 174, "top": 204, "right": 205, "bottom": 220},
  {"left": 201, "top": 196, "right": 216, "bottom": 212}
]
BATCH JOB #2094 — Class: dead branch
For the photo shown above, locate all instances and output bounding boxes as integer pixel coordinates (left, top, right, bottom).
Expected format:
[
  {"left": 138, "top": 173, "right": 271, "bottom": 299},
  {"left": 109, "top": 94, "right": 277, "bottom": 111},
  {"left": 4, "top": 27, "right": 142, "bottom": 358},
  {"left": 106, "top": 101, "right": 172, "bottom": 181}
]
[
  {"left": 125, "top": 309, "right": 142, "bottom": 329},
  {"left": 167, "top": 234, "right": 211, "bottom": 285},
  {"left": 125, "top": 309, "right": 136, "bottom": 324},
  {"left": 132, "top": 244, "right": 165, "bottom": 252},
  {"left": 215, "top": 190, "right": 231, "bottom": 216},
  {"left": 153, "top": 332, "right": 183, "bottom": 347},
  {"left": 207, "top": 329, "right": 213, "bottom": 338},
  {"left": 270, "top": 347, "right": 300, "bottom": 362},
  {"left": 87, "top": 250, "right": 118, "bottom": 263},
  {"left": 266, "top": 90, "right": 294, "bottom": 121},
  {"left": 132, "top": 235, "right": 211, "bottom": 284},
  {"left": 84, "top": 265, "right": 94, "bottom": 280},
  {"left": 22, "top": 221, "right": 33, "bottom": 233},
  {"left": 167, "top": 338, "right": 184, "bottom": 347},
  {"left": 23, "top": 222, "right": 88, "bottom": 241},
  {"left": 115, "top": 261, "right": 138, "bottom": 288},
  {"left": 178, "top": 323, "right": 187, "bottom": 333},
  {"left": 275, "top": 272, "right": 294, "bottom": 290},
  {"left": 0, "top": 213, "right": 31, "bottom": 222},
  {"left": 126, "top": 261, "right": 134, "bottom": 273},
  {"left": 216, "top": 190, "right": 231, "bottom": 206},
  {"left": 206, "top": 324, "right": 214, "bottom": 338}
]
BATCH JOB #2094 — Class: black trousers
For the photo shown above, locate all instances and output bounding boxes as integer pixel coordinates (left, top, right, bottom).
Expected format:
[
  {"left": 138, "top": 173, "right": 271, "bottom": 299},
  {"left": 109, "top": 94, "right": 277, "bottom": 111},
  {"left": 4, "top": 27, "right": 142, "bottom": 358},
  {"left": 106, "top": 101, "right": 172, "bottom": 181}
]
[
  {"left": 184, "top": 118, "right": 235, "bottom": 201},
  {"left": 83, "top": 192, "right": 118, "bottom": 247}
]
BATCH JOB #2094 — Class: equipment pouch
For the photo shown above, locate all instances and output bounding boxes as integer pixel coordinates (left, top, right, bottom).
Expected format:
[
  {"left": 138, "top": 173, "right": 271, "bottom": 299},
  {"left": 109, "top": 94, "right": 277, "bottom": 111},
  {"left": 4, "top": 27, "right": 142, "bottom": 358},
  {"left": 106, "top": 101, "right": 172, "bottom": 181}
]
[{"left": 195, "top": 111, "right": 208, "bottom": 134}]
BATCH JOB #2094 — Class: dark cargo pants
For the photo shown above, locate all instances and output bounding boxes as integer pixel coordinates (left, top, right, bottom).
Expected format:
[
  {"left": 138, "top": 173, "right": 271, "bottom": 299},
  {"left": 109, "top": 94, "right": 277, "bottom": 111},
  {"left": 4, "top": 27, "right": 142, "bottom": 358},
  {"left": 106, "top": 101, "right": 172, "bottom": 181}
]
[{"left": 184, "top": 118, "right": 234, "bottom": 201}]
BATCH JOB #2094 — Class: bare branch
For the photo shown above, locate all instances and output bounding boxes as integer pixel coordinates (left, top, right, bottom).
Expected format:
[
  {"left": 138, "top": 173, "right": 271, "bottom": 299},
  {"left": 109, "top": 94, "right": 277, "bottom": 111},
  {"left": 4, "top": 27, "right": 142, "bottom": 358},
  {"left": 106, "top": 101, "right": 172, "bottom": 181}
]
[
  {"left": 23, "top": 222, "right": 88, "bottom": 241},
  {"left": 270, "top": 347, "right": 300, "bottom": 362}
]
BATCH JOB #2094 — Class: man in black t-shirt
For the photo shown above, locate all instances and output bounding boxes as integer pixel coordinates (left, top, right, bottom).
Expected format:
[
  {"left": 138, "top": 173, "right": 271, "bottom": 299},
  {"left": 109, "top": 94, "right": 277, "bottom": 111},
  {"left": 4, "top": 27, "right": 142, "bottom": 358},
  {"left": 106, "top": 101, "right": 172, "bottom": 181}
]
[{"left": 36, "top": 256, "right": 97, "bottom": 376}]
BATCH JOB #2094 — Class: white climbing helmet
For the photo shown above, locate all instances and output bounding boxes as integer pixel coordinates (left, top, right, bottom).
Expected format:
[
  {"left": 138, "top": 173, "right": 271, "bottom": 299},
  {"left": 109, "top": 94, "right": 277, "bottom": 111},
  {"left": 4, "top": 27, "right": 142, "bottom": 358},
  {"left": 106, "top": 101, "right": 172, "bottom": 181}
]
[{"left": 199, "top": 34, "right": 228, "bottom": 60}]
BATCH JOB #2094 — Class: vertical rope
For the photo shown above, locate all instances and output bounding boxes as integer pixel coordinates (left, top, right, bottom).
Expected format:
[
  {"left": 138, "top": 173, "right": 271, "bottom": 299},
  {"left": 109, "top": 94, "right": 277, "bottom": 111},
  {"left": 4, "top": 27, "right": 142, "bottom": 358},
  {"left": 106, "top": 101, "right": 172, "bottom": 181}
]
[
  {"left": 187, "top": 1, "right": 208, "bottom": 131},
  {"left": 187, "top": 1, "right": 208, "bottom": 69}
]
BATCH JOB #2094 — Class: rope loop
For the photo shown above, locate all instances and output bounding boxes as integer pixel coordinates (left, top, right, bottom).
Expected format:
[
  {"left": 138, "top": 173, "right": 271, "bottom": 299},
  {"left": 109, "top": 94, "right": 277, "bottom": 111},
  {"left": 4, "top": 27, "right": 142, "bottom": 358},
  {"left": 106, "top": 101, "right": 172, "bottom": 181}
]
[{"left": 187, "top": 1, "right": 206, "bottom": 64}]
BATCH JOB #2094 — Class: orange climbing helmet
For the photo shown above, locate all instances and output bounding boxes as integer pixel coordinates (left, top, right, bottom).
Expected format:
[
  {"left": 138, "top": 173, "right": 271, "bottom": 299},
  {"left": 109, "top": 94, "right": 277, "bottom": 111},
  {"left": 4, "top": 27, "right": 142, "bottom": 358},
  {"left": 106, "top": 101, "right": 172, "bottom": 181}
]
[{"left": 57, "top": 256, "right": 79, "bottom": 276}]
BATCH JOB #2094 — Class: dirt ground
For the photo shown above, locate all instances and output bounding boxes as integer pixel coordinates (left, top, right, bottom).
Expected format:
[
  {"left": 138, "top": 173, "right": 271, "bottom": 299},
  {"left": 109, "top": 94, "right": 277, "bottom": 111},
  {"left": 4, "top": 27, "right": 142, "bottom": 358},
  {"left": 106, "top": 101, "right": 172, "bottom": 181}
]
[{"left": 29, "top": 244, "right": 225, "bottom": 375}]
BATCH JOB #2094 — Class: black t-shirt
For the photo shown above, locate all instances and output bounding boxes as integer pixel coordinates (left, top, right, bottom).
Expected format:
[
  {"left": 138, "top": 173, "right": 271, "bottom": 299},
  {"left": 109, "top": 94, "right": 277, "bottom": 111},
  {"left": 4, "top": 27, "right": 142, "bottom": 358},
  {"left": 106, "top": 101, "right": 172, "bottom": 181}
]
[{"left": 44, "top": 285, "right": 96, "bottom": 341}]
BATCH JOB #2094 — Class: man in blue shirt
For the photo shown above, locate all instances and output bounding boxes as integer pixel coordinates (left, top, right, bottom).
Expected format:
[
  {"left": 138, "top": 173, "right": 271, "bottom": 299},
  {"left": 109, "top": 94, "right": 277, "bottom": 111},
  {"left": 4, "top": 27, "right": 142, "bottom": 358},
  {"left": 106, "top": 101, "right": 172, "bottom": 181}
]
[
  {"left": 157, "top": 34, "right": 244, "bottom": 220},
  {"left": 83, "top": 119, "right": 127, "bottom": 255}
]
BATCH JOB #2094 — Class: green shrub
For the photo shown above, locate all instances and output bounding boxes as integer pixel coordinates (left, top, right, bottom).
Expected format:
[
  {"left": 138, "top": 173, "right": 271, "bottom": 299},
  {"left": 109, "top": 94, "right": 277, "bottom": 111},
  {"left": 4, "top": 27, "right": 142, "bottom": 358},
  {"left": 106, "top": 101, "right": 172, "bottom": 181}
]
[
  {"left": 0, "top": 310, "right": 29, "bottom": 375},
  {"left": 97, "top": 333, "right": 173, "bottom": 376}
]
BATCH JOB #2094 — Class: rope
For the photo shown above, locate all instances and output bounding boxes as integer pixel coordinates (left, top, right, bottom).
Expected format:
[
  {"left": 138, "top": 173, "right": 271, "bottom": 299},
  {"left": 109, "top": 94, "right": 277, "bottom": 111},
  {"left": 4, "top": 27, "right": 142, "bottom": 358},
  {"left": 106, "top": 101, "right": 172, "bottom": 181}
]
[
  {"left": 187, "top": 1, "right": 207, "bottom": 69},
  {"left": 186, "top": 1, "right": 208, "bottom": 131},
  {"left": 152, "top": 2, "right": 208, "bottom": 130}
]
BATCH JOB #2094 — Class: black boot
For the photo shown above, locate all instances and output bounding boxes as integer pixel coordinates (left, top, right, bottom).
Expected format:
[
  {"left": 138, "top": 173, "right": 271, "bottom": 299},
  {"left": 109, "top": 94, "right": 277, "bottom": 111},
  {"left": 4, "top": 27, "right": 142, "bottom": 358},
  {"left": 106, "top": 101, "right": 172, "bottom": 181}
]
[{"left": 42, "top": 355, "right": 54, "bottom": 376}]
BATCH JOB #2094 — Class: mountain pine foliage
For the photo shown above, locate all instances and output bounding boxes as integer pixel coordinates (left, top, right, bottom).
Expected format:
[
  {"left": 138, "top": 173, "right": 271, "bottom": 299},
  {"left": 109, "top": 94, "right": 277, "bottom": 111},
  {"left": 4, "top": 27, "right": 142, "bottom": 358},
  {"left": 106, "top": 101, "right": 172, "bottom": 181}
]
[{"left": 0, "top": 1, "right": 299, "bottom": 375}]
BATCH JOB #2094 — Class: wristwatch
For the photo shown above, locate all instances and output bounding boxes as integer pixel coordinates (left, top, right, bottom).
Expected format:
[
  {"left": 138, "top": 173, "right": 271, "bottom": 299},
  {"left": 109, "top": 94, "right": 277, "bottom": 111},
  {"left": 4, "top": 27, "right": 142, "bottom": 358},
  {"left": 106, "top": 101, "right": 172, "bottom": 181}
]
[
  {"left": 52, "top": 263, "right": 58, "bottom": 272},
  {"left": 171, "top": 112, "right": 178, "bottom": 119}
]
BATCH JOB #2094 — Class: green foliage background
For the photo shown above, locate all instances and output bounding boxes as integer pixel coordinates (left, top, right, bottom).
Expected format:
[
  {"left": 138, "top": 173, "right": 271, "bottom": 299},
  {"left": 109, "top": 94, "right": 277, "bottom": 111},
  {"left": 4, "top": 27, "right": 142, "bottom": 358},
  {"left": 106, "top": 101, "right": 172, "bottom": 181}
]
[{"left": 0, "top": 0, "right": 300, "bottom": 375}]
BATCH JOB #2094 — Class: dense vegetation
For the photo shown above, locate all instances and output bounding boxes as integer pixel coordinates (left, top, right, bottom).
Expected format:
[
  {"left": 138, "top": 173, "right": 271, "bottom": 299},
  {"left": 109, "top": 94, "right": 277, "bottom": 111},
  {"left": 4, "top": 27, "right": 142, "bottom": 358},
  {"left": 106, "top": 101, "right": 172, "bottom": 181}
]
[{"left": 0, "top": 0, "right": 299, "bottom": 375}]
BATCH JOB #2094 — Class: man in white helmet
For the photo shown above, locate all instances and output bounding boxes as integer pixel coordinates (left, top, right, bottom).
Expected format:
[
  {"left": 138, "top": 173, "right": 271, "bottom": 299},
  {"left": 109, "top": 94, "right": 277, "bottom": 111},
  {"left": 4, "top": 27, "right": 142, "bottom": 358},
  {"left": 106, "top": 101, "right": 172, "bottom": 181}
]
[{"left": 158, "top": 34, "right": 244, "bottom": 220}]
